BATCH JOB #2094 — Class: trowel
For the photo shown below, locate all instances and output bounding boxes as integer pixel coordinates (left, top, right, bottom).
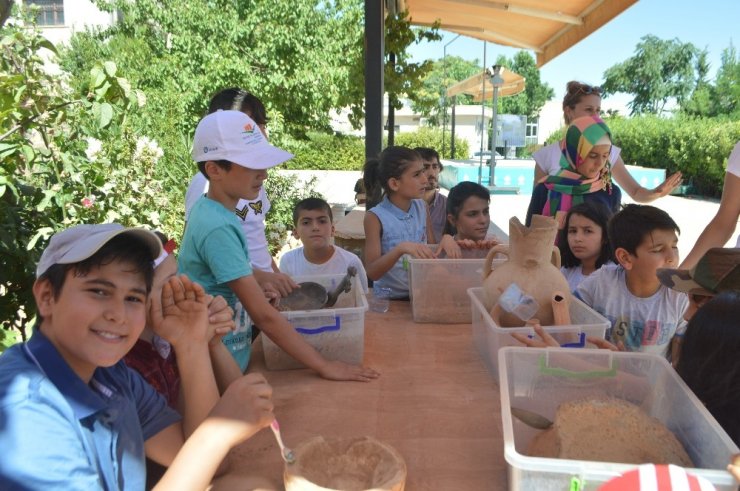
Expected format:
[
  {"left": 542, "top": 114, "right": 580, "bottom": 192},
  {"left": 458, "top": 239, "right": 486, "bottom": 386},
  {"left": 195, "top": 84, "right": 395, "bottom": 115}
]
[
  {"left": 279, "top": 267, "right": 357, "bottom": 311},
  {"left": 510, "top": 406, "right": 554, "bottom": 430}
]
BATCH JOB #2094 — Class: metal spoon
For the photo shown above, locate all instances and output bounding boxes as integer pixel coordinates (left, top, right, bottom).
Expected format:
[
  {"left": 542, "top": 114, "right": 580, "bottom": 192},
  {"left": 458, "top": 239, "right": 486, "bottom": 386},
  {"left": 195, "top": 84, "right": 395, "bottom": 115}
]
[
  {"left": 270, "top": 419, "right": 296, "bottom": 464},
  {"left": 510, "top": 406, "right": 554, "bottom": 430}
]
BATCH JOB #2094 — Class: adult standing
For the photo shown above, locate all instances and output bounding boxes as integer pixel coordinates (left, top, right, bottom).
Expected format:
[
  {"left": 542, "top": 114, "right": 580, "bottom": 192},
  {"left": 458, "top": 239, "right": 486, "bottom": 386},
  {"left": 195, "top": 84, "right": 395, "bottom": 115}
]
[
  {"left": 680, "top": 141, "right": 740, "bottom": 268},
  {"left": 533, "top": 81, "right": 682, "bottom": 202},
  {"left": 415, "top": 147, "right": 447, "bottom": 243}
]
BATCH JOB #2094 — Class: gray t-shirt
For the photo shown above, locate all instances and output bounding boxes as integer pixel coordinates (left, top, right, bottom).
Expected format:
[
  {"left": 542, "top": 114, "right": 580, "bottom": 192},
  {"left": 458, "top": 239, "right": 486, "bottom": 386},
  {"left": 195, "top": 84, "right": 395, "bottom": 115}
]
[{"left": 576, "top": 266, "right": 688, "bottom": 358}]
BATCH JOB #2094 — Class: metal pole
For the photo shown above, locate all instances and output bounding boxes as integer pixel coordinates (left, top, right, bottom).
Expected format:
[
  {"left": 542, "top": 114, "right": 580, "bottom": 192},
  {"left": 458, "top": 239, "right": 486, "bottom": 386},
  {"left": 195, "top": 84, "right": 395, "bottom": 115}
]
[
  {"left": 364, "top": 0, "right": 384, "bottom": 159},
  {"left": 450, "top": 95, "right": 456, "bottom": 158},
  {"left": 441, "top": 34, "right": 461, "bottom": 158},
  {"left": 488, "top": 65, "right": 504, "bottom": 187},
  {"left": 478, "top": 41, "right": 486, "bottom": 185}
]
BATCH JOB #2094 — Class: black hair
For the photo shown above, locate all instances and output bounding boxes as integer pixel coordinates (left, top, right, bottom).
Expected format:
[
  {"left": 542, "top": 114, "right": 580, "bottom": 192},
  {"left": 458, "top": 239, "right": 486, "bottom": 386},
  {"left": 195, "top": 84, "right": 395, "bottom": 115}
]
[
  {"left": 607, "top": 204, "right": 680, "bottom": 257},
  {"left": 414, "top": 147, "right": 443, "bottom": 170},
  {"left": 208, "top": 87, "right": 268, "bottom": 125},
  {"left": 559, "top": 202, "right": 613, "bottom": 269},
  {"left": 676, "top": 290, "right": 740, "bottom": 446},
  {"left": 197, "top": 160, "right": 232, "bottom": 180},
  {"left": 443, "top": 181, "right": 490, "bottom": 236},
  {"left": 293, "top": 197, "right": 332, "bottom": 225},
  {"left": 39, "top": 234, "right": 155, "bottom": 300},
  {"left": 362, "top": 146, "right": 422, "bottom": 209},
  {"left": 562, "top": 81, "right": 603, "bottom": 124}
]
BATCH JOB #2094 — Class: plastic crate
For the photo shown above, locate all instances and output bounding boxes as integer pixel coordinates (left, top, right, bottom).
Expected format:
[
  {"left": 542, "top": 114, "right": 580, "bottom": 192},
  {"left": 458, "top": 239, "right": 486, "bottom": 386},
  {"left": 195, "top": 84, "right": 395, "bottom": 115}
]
[
  {"left": 263, "top": 274, "right": 367, "bottom": 370},
  {"left": 408, "top": 253, "right": 503, "bottom": 324},
  {"left": 467, "top": 287, "right": 608, "bottom": 380},
  {"left": 498, "top": 347, "right": 739, "bottom": 490}
]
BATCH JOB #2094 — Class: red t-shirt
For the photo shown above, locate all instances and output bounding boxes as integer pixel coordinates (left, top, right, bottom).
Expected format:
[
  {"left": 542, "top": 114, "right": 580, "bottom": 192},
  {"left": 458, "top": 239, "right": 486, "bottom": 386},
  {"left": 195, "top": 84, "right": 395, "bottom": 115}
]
[{"left": 124, "top": 339, "right": 180, "bottom": 408}]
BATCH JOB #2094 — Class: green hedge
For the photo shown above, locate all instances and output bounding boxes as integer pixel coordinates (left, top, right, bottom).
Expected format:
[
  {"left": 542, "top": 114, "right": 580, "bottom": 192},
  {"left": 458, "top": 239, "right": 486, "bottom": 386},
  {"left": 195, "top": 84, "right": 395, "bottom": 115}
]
[
  {"left": 279, "top": 127, "right": 470, "bottom": 171},
  {"left": 546, "top": 116, "right": 740, "bottom": 197}
]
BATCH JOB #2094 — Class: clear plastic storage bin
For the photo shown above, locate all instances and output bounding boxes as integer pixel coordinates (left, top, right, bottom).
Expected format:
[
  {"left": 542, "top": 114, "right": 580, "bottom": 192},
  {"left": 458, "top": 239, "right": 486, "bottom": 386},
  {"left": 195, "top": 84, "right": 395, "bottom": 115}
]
[
  {"left": 498, "top": 346, "right": 739, "bottom": 490},
  {"left": 263, "top": 274, "right": 367, "bottom": 370},
  {"left": 467, "top": 287, "right": 608, "bottom": 379}
]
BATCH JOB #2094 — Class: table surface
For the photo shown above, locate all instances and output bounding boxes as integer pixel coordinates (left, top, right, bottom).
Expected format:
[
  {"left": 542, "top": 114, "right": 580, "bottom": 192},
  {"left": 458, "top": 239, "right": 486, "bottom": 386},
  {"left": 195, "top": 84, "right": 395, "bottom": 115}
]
[{"left": 227, "top": 299, "right": 506, "bottom": 490}]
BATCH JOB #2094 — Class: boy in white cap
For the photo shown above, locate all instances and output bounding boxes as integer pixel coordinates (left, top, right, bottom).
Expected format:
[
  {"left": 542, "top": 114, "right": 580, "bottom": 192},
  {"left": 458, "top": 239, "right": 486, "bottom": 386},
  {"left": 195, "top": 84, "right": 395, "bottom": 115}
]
[
  {"left": 0, "top": 223, "right": 275, "bottom": 490},
  {"left": 180, "top": 110, "right": 379, "bottom": 382}
]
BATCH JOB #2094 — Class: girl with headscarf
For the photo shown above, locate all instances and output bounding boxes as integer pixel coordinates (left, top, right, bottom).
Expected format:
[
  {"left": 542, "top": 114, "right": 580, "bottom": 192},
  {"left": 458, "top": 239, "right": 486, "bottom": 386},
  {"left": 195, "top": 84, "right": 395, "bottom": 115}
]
[{"left": 525, "top": 115, "right": 622, "bottom": 232}]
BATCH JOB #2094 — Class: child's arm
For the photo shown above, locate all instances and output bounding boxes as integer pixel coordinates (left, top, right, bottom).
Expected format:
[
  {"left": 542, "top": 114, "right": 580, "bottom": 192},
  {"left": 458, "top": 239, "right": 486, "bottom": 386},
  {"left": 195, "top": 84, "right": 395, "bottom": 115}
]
[
  {"left": 204, "top": 294, "right": 243, "bottom": 392},
  {"left": 153, "top": 373, "right": 274, "bottom": 491},
  {"left": 425, "top": 207, "right": 436, "bottom": 244},
  {"left": 145, "top": 275, "right": 220, "bottom": 465},
  {"left": 231, "top": 275, "right": 380, "bottom": 382},
  {"left": 363, "top": 211, "right": 434, "bottom": 280}
]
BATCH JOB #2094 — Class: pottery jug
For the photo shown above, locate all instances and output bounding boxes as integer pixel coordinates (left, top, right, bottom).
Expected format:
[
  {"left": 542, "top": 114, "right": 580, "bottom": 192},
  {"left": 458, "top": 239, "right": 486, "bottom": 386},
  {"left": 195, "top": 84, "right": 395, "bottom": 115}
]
[{"left": 482, "top": 215, "right": 571, "bottom": 327}]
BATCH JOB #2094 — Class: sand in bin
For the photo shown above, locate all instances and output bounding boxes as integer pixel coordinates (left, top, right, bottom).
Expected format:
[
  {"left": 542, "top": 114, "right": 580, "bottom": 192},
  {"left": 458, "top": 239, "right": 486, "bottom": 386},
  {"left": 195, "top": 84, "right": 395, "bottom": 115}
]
[
  {"left": 527, "top": 396, "right": 693, "bottom": 466},
  {"left": 284, "top": 436, "right": 406, "bottom": 491}
]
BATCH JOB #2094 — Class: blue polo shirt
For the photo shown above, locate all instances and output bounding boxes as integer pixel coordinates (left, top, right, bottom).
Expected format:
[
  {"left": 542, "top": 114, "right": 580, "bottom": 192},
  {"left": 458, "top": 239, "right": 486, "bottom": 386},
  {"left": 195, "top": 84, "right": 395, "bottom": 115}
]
[{"left": 0, "top": 331, "right": 180, "bottom": 490}]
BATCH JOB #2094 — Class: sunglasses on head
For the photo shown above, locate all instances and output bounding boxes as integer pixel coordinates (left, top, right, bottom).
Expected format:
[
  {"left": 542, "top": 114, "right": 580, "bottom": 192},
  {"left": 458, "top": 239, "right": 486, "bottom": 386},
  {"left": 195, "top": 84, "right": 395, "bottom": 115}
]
[{"left": 572, "top": 84, "right": 602, "bottom": 96}]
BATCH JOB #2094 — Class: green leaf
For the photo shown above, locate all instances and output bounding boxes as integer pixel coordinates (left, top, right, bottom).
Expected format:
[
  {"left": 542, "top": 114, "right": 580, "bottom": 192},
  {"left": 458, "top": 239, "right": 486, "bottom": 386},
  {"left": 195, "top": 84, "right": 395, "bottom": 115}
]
[
  {"left": 37, "top": 38, "right": 58, "bottom": 56},
  {"left": 27, "top": 227, "right": 54, "bottom": 250},
  {"left": 116, "top": 77, "right": 131, "bottom": 98},
  {"left": 103, "top": 61, "right": 117, "bottom": 78},
  {"left": 90, "top": 66, "right": 106, "bottom": 89}
]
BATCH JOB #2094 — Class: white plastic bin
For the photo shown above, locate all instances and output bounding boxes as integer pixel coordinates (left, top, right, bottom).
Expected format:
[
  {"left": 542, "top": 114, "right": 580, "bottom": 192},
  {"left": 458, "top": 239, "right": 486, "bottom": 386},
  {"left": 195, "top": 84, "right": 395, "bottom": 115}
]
[
  {"left": 263, "top": 274, "right": 367, "bottom": 370},
  {"left": 407, "top": 250, "right": 504, "bottom": 324},
  {"left": 498, "top": 347, "right": 739, "bottom": 490},
  {"left": 468, "top": 287, "right": 608, "bottom": 379}
]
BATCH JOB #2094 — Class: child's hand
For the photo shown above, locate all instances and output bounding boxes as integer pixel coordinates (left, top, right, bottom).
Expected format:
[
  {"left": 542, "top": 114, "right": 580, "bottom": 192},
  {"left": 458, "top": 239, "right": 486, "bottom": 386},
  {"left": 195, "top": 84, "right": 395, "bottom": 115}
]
[
  {"left": 205, "top": 295, "right": 235, "bottom": 341},
  {"left": 207, "top": 372, "right": 274, "bottom": 445},
  {"left": 150, "top": 275, "right": 210, "bottom": 349},
  {"left": 317, "top": 360, "right": 380, "bottom": 382},
  {"left": 436, "top": 234, "right": 461, "bottom": 259},
  {"left": 586, "top": 337, "right": 625, "bottom": 351},
  {"left": 477, "top": 237, "right": 501, "bottom": 249},
  {"left": 728, "top": 454, "right": 740, "bottom": 482},
  {"left": 511, "top": 323, "right": 560, "bottom": 348},
  {"left": 399, "top": 242, "right": 435, "bottom": 259},
  {"left": 254, "top": 270, "right": 299, "bottom": 297}
]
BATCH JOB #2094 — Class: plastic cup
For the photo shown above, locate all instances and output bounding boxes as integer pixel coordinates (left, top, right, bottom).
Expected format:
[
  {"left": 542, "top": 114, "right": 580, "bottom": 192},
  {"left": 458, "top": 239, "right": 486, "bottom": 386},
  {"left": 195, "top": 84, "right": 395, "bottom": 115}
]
[{"left": 370, "top": 287, "right": 392, "bottom": 313}]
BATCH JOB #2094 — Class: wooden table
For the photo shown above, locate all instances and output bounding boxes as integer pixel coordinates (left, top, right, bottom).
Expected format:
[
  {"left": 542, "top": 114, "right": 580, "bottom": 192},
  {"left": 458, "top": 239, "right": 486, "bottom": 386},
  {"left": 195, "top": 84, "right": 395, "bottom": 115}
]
[{"left": 227, "top": 300, "right": 507, "bottom": 490}]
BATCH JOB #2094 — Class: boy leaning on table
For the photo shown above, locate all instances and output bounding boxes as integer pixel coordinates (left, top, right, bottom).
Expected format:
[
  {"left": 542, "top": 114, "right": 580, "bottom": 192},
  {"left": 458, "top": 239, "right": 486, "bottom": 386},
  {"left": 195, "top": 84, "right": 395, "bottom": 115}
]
[{"left": 0, "top": 224, "right": 274, "bottom": 491}]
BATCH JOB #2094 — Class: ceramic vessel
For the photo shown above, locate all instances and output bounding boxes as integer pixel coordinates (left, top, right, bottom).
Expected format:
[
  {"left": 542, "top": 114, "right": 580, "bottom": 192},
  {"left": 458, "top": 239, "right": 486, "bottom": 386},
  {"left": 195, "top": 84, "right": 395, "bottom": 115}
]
[{"left": 482, "top": 215, "right": 571, "bottom": 327}]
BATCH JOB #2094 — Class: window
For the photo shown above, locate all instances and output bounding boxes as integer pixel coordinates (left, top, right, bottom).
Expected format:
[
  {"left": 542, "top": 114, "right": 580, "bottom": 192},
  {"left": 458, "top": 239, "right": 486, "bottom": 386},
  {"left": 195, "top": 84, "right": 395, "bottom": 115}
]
[
  {"left": 26, "top": 0, "right": 65, "bottom": 26},
  {"left": 525, "top": 116, "right": 539, "bottom": 145}
]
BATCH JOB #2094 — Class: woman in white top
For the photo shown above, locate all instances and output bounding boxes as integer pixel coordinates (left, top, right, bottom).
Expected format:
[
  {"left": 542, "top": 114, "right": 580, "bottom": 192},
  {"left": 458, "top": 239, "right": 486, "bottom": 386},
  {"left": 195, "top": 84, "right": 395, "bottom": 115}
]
[
  {"left": 533, "top": 81, "right": 682, "bottom": 202},
  {"left": 680, "top": 141, "right": 740, "bottom": 268}
]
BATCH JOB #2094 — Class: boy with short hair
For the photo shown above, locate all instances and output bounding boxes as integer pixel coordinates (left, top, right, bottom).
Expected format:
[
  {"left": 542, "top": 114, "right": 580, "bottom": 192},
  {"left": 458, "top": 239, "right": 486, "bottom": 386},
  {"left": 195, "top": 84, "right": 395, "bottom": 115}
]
[
  {"left": 576, "top": 204, "right": 689, "bottom": 358},
  {"left": 0, "top": 224, "right": 274, "bottom": 490},
  {"left": 279, "top": 197, "right": 369, "bottom": 292},
  {"left": 180, "top": 110, "right": 378, "bottom": 382}
]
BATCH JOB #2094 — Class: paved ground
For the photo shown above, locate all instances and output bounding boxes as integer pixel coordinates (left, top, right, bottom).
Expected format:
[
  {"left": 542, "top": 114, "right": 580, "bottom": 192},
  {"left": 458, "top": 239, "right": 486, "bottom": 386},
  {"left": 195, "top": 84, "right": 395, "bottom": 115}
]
[{"left": 278, "top": 167, "right": 739, "bottom": 259}]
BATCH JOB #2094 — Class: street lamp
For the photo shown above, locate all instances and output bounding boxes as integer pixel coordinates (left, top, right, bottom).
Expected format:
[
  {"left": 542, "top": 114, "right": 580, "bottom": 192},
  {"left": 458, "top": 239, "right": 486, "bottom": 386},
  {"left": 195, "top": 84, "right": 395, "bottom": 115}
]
[
  {"left": 441, "top": 34, "right": 462, "bottom": 157},
  {"left": 488, "top": 65, "right": 504, "bottom": 187}
]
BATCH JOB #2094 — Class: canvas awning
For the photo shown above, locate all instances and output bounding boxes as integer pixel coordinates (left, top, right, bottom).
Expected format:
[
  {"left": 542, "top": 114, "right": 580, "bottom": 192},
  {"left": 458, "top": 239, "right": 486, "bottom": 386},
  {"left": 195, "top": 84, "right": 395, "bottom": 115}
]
[
  {"left": 446, "top": 68, "right": 525, "bottom": 101},
  {"left": 398, "top": 0, "right": 638, "bottom": 67}
]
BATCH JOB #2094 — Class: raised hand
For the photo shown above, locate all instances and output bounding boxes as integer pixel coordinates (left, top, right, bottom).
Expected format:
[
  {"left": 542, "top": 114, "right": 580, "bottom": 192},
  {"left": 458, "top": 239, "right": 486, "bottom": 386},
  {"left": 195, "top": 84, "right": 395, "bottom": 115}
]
[
  {"left": 150, "top": 274, "right": 210, "bottom": 349},
  {"left": 652, "top": 171, "right": 683, "bottom": 198}
]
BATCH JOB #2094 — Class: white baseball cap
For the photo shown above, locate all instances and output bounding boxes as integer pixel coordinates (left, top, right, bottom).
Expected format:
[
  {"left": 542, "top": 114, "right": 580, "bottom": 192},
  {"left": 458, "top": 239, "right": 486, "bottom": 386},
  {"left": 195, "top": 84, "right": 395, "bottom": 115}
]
[
  {"left": 191, "top": 110, "right": 293, "bottom": 170},
  {"left": 36, "top": 223, "right": 162, "bottom": 278}
]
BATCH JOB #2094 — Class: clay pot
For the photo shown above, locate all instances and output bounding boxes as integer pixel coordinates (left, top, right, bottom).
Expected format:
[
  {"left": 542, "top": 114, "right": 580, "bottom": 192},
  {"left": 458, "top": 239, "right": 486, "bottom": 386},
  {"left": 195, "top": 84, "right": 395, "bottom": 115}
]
[
  {"left": 482, "top": 215, "right": 571, "bottom": 327},
  {"left": 284, "top": 436, "right": 406, "bottom": 491}
]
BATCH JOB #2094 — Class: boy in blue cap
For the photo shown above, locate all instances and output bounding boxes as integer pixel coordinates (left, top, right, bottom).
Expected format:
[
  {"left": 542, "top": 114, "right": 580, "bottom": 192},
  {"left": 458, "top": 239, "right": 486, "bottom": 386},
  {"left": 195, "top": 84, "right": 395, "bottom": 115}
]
[{"left": 0, "top": 224, "right": 274, "bottom": 490}]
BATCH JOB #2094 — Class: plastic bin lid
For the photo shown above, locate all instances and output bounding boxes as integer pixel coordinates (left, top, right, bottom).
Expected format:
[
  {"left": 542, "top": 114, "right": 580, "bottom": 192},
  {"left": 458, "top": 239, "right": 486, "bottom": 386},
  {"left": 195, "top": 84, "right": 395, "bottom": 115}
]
[{"left": 597, "top": 464, "right": 716, "bottom": 491}]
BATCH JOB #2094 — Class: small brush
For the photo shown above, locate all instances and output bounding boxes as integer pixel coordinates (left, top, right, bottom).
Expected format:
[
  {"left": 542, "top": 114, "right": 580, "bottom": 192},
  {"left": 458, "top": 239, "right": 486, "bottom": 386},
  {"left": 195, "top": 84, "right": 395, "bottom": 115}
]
[{"left": 270, "top": 419, "right": 296, "bottom": 464}]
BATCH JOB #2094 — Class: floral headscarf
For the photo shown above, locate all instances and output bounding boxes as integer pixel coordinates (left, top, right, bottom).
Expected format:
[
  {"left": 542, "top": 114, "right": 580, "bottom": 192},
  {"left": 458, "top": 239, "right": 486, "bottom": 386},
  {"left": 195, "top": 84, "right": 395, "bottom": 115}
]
[{"left": 540, "top": 115, "right": 613, "bottom": 228}]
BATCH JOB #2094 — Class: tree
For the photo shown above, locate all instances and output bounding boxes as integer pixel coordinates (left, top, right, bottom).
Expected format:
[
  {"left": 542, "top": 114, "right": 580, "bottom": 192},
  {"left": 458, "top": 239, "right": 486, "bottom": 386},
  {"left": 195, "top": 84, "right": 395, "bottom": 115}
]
[
  {"left": 602, "top": 35, "right": 699, "bottom": 115},
  {"left": 340, "top": 10, "right": 440, "bottom": 129},
  {"left": 496, "top": 51, "right": 554, "bottom": 118},
  {"left": 713, "top": 43, "right": 740, "bottom": 117},
  {"left": 411, "top": 55, "right": 481, "bottom": 126}
]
